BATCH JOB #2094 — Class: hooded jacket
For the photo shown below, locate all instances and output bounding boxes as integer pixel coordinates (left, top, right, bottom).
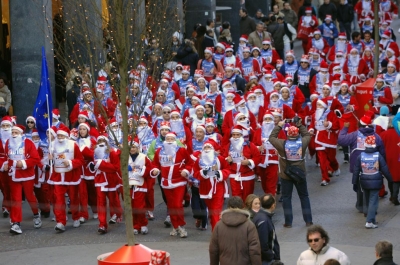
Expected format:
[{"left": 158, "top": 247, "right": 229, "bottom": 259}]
[{"left": 209, "top": 208, "right": 261, "bottom": 265}]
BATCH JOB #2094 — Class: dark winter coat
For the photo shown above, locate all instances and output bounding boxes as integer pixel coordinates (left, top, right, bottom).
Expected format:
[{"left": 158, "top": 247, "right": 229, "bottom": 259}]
[
  {"left": 318, "top": 2, "right": 337, "bottom": 21},
  {"left": 352, "top": 147, "right": 393, "bottom": 190},
  {"left": 373, "top": 257, "right": 397, "bottom": 265},
  {"left": 338, "top": 127, "right": 386, "bottom": 173},
  {"left": 174, "top": 44, "right": 199, "bottom": 77},
  {"left": 231, "top": 74, "right": 246, "bottom": 94},
  {"left": 337, "top": 3, "right": 354, "bottom": 23},
  {"left": 240, "top": 15, "right": 257, "bottom": 36},
  {"left": 202, "top": 35, "right": 217, "bottom": 51},
  {"left": 209, "top": 208, "right": 261, "bottom": 265},
  {"left": 253, "top": 209, "right": 280, "bottom": 262},
  {"left": 267, "top": 22, "right": 285, "bottom": 50}
]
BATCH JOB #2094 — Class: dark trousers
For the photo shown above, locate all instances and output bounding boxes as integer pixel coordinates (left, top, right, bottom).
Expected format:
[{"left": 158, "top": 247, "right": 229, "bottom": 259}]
[
  {"left": 281, "top": 178, "right": 312, "bottom": 225},
  {"left": 190, "top": 186, "right": 208, "bottom": 228},
  {"left": 276, "top": 48, "right": 284, "bottom": 61},
  {"left": 339, "top": 22, "right": 352, "bottom": 41}
]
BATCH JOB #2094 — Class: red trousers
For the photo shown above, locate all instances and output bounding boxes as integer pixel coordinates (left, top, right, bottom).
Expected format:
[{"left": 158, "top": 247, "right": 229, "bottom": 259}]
[
  {"left": 53, "top": 184, "right": 79, "bottom": 225},
  {"left": 0, "top": 172, "right": 11, "bottom": 211},
  {"left": 34, "top": 183, "right": 51, "bottom": 214},
  {"left": 163, "top": 185, "right": 186, "bottom": 229},
  {"left": 301, "top": 40, "right": 308, "bottom": 54},
  {"left": 145, "top": 177, "right": 155, "bottom": 211},
  {"left": 96, "top": 187, "right": 123, "bottom": 229},
  {"left": 131, "top": 190, "right": 148, "bottom": 230},
  {"left": 258, "top": 164, "right": 279, "bottom": 195},
  {"left": 9, "top": 179, "right": 39, "bottom": 223},
  {"left": 204, "top": 187, "right": 225, "bottom": 231},
  {"left": 230, "top": 178, "right": 255, "bottom": 202},
  {"left": 79, "top": 179, "right": 97, "bottom": 219},
  {"left": 317, "top": 148, "right": 339, "bottom": 182}
]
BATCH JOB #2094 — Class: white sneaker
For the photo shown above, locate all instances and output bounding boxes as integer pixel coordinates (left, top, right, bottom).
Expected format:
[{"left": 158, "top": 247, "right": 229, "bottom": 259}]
[
  {"left": 169, "top": 228, "right": 178, "bottom": 236},
  {"left": 147, "top": 211, "right": 154, "bottom": 220},
  {"left": 93, "top": 213, "right": 98, "bottom": 219},
  {"left": 141, "top": 226, "right": 148, "bottom": 234},
  {"left": 164, "top": 215, "right": 172, "bottom": 227},
  {"left": 320, "top": 180, "right": 329, "bottom": 186},
  {"left": 79, "top": 217, "right": 86, "bottom": 224},
  {"left": 177, "top": 226, "right": 187, "bottom": 238},
  {"left": 133, "top": 229, "right": 139, "bottom": 235},
  {"left": 365, "top": 222, "right": 378, "bottom": 229},
  {"left": 109, "top": 214, "right": 117, "bottom": 224},
  {"left": 73, "top": 220, "right": 81, "bottom": 228},
  {"left": 55, "top": 222, "right": 65, "bottom": 232},
  {"left": 33, "top": 216, "right": 42, "bottom": 228},
  {"left": 333, "top": 169, "right": 341, "bottom": 176},
  {"left": 10, "top": 223, "right": 22, "bottom": 234},
  {"left": 51, "top": 216, "right": 56, "bottom": 221}
]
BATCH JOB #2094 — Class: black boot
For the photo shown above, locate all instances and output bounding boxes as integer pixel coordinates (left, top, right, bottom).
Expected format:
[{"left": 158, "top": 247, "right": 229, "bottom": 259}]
[{"left": 342, "top": 146, "right": 349, "bottom": 163}]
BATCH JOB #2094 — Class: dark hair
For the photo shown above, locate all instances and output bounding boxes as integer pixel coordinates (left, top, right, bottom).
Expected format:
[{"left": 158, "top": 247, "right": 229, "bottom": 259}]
[
  {"left": 323, "top": 259, "right": 340, "bottom": 265},
  {"left": 206, "top": 29, "right": 213, "bottom": 36},
  {"left": 260, "top": 194, "right": 276, "bottom": 209},
  {"left": 227, "top": 196, "right": 244, "bottom": 209},
  {"left": 206, "top": 18, "right": 214, "bottom": 26},
  {"left": 222, "top": 21, "right": 230, "bottom": 29},
  {"left": 363, "top": 30, "right": 371, "bottom": 36},
  {"left": 270, "top": 261, "right": 285, "bottom": 265},
  {"left": 375, "top": 241, "right": 393, "bottom": 258},
  {"left": 261, "top": 17, "right": 270, "bottom": 23},
  {"left": 74, "top": 76, "right": 82, "bottom": 85},
  {"left": 381, "top": 60, "right": 388, "bottom": 68},
  {"left": 306, "top": 225, "right": 330, "bottom": 245},
  {"left": 240, "top": 7, "right": 248, "bottom": 14},
  {"left": 351, "top": 31, "right": 361, "bottom": 40}
]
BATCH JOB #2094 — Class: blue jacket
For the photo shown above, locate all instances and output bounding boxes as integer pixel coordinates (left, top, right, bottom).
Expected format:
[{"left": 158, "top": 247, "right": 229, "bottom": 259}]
[
  {"left": 252, "top": 209, "right": 280, "bottom": 262},
  {"left": 338, "top": 127, "right": 385, "bottom": 173},
  {"left": 352, "top": 147, "right": 392, "bottom": 190}
]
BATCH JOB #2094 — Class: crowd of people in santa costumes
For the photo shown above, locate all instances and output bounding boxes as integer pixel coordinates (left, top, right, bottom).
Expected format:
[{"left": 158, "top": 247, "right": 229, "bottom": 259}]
[{"left": 3, "top": 1, "right": 400, "bottom": 238}]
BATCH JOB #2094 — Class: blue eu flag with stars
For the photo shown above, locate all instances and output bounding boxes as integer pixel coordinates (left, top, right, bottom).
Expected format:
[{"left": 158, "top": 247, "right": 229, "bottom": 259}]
[{"left": 33, "top": 47, "right": 53, "bottom": 140}]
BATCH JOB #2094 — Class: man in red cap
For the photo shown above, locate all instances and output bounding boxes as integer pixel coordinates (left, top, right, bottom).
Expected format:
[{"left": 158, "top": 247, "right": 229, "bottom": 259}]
[
  {"left": 193, "top": 139, "right": 231, "bottom": 230},
  {"left": 48, "top": 125, "right": 84, "bottom": 232},
  {"left": 309, "top": 98, "right": 340, "bottom": 186},
  {"left": 343, "top": 48, "right": 369, "bottom": 85},
  {"left": 223, "top": 125, "right": 260, "bottom": 201},
  {"left": 306, "top": 30, "right": 329, "bottom": 59},
  {"left": 0, "top": 116, "right": 13, "bottom": 217},
  {"left": 4, "top": 124, "right": 41, "bottom": 234},
  {"left": 372, "top": 74, "right": 394, "bottom": 114},
  {"left": 151, "top": 132, "right": 193, "bottom": 238}
]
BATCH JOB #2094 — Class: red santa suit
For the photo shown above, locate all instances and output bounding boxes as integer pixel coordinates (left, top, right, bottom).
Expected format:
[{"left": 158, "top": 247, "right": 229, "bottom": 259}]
[
  {"left": 379, "top": 0, "right": 398, "bottom": 24},
  {"left": 355, "top": 0, "right": 374, "bottom": 28},
  {"left": 309, "top": 99, "right": 340, "bottom": 184},
  {"left": 193, "top": 140, "right": 231, "bottom": 230},
  {"left": 306, "top": 31, "right": 330, "bottom": 59},
  {"left": 150, "top": 136, "right": 193, "bottom": 230},
  {"left": 223, "top": 125, "right": 261, "bottom": 201},
  {"left": 48, "top": 127, "right": 84, "bottom": 226},
  {"left": 343, "top": 49, "right": 369, "bottom": 85},
  {"left": 0, "top": 117, "right": 12, "bottom": 216},
  {"left": 76, "top": 125, "right": 98, "bottom": 221},
  {"left": 380, "top": 128, "right": 400, "bottom": 185},
  {"left": 5, "top": 126, "right": 41, "bottom": 227},
  {"left": 298, "top": 10, "right": 319, "bottom": 53},
  {"left": 309, "top": 61, "right": 330, "bottom": 94},
  {"left": 327, "top": 34, "right": 351, "bottom": 62},
  {"left": 336, "top": 85, "right": 359, "bottom": 133},
  {"left": 91, "top": 137, "right": 123, "bottom": 232},
  {"left": 372, "top": 75, "right": 394, "bottom": 114}
]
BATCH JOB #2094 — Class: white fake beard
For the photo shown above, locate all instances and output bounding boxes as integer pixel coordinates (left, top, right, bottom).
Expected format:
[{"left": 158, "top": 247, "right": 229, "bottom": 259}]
[
  {"left": 349, "top": 55, "right": 360, "bottom": 66},
  {"left": 303, "top": 16, "right": 311, "bottom": 25},
  {"left": 247, "top": 100, "right": 260, "bottom": 115},
  {"left": 331, "top": 85, "right": 341, "bottom": 95},
  {"left": 337, "top": 41, "right": 346, "bottom": 52},
  {"left": 33, "top": 140, "right": 40, "bottom": 149},
  {"left": 163, "top": 141, "right": 177, "bottom": 156},
  {"left": 78, "top": 137, "right": 91, "bottom": 148},
  {"left": 261, "top": 80, "right": 273, "bottom": 93},
  {"left": 230, "top": 137, "right": 244, "bottom": 152},
  {"left": 270, "top": 99, "right": 279, "bottom": 108},
  {"left": 201, "top": 150, "right": 215, "bottom": 165},
  {"left": 170, "top": 119, "right": 183, "bottom": 133},
  {"left": 238, "top": 106, "right": 249, "bottom": 116},
  {"left": 262, "top": 121, "right": 274, "bottom": 137},
  {"left": 334, "top": 57, "right": 345, "bottom": 67},
  {"left": 362, "top": 0, "right": 371, "bottom": 11},
  {"left": 319, "top": 73, "right": 329, "bottom": 84},
  {"left": 314, "top": 38, "right": 324, "bottom": 50},
  {"left": 315, "top": 108, "right": 325, "bottom": 121},
  {"left": 9, "top": 135, "right": 22, "bottom": 150},
  {"left": 225, "top": 99, "right": 235, "bottom": 110},
  {"left": 256, "top": 95, "right": 264, "bottom": 107},
  {"left": 223, "top": 88, "right": 233, "bottom": 96},
  {"left": 380, "top": 39, "right": 389, "bottom": 47},
  {"left": 0, "top": 128, "right": 11, "bottom": 142},
  {"left": 94, "top": 144, "right": 108, "bottom": 159},
  {"left": 237, "top": 118, "right": 250, "bottom": 129}
]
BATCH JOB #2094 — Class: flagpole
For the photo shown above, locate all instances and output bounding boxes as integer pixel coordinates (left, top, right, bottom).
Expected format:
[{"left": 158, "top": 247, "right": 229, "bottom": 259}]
[{"left": 46, "top": 94, "right": 53, "bottom": 175}]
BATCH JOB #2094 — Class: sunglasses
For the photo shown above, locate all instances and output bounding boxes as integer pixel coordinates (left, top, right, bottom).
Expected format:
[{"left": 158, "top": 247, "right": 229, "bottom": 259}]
[
  {"left": 308, "top": 238, "right": 321, "bottom": 243},
  {"left": 163, "top": 111, "right": 171, "bottom": 114},
  {"left": 27, "top": 121, "right": 35, "bottom": 124}
]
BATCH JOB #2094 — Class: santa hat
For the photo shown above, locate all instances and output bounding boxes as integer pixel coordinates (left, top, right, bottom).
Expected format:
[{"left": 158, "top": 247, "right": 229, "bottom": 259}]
[
  {"left": 195, "top": 104, "right": 205, "bottom": 111},
  {"left": 205, "top": 118, "right": 215, "bottom": 127},
  {"left": 97, "top": 75, "right": 108, "bottom": 84},
  {"left": 26, "top": 116, "right": 36, "bottom": 124},
  {"left": 285, "top": 50, "right": 295, "bottom": 58},
  {"left": 340, "top": 81, "right": 350, "bottom": 87},
  {"left": 280, "top": 86, "right": 290, "bottom": 93},
  {"left": 204, "top": 47, "right": 214, "bottom": 54},
  {"left": 387, "top": 60, "right": 396, "bottom": 68},
  {"left": 137, "top": 63, "right": 146, "bottom": 70},
  {"left": 186, "top": 85, "right": 197, "bottom": 93},
  {"left": 56, "top": 125, "right": 70, "bottom": 137},
  {"left": 246, "top": 91, "right": 256, "bottom": 99},
  {"left": 203, "top": 139, "right": 218, "bottom": 150},
  {"left": 139, "top": 116, "right": 149, "bottom": 123},
  {"left": 350, "top": 47, "right": 359, "bottom": 54},
  {"left": 325, "top": 15, "right": 332, "bottom": 21},
  {"left": 216, "top": 43, "right": 226, "bottom": 50},
  {"left": 196, "top": 124, "right": 206, "bottom": 133},
  {"left": 216, "top": 72, "right": 224, "bottom": 81},
  {"left": 270, "top": 91, "right": 280, "bottom": 99},
  {"left": 160, "top": 77, "right": 170, "bottom": 84},
  {"left": 338, "top": 33, "right": 347, "bottom": 39},
  {"left": 287, "top": 126, "right": 299, "bottom": 137},
  {"left": 376, "top": 74, "right": 384, "bottom": 82},
  {"left": 78, "top": 111, "right": 89, "bottom": 120},
  {"left": 234, "top": 112, "right": 246, "bottom": 124},
  {"left": 360, "top": 115, "right": 372, "bottom": 126},
  {"left": 273, "top": 80, "right": 281, "bottom": 87},
  {"left": 69, "top": 128, "right": 78, "bottom": 140},
  {"left": 276, "top": 59, "right": 283, "bottom": 67},
  {"left": 270, "top": 108, "right": 283, "bottom": 117},
  {"left": 322, "top": 83, "right": 331, "bottom": 91},
  {"left": 97, "top": 133, "right": 109, "bottom": 143},
  {"left": 235, "top": 68, "right": 242, "bottom": 75},
  {"left": 320, "top": 61, "right": 328, "bottom": 71},
  {"left": 239, "top": 34, "right": 248, "bottom": 42},
  {"left": 197, "top": 76, "right": 206, "bottom": 83},
  {"left": 129, "top": 136, "right": 140, "bottom": 147},
  {"left": 47, "top": 126, "right": 57, "bottom": 138},
  {"left": 310, "top": 92, "right": 319, "bottom": 100},
  {"left": 264, "top": 70, "right": 273, "bottom": 77},
  {"left": 243, "top": 47, "right": 251, "bottom": 53},
  {"left": 225, "top": 64, "right": 235, "bottom": 71},
  {"left": 364, "top": 16, "right": 373, "bottom": 22},
  {"left": 313, "top": 30, "right": 321, "bottom": 36},
  {"left": 32, "top": 129, "right": 39, "bottom": 137},
  {"left": 262, "top": 39, "right": 271, "bottom": 45},
  {"left": 308, "top": 47, "right": 317, "bottom": 54},
  {"left": 165, "top": 131, "right": 177, "bottom": 139},
  {"left": 175, "top": 63, "right": 183, "bottom": 70},
  {"left": 317, "top": 98, "right": 328, "bottom": 109},
  {"left": 82, "top": 87, "right": 92, "bottom": 95},
  {"left": 191, "top": 95, "right": 201, "bottom": 102},
  {"left": 300, "top": 54, "right": 309, "bottom": 63},
  {"left": 364, "top": 135, "right": 376, "bottom": 148},
  {"left": 109, "top": 117, "right": 118, "bottom": 127},
  {"left": 233, "top": 94, "right": 246, "bottom": 107},
  {"left": 182, "top": 65, "right": 190, "bottom": 74},
  {"left": 225, "top": 45, "right": 234, "bottom": 52},
  {"left": 52, "top": 109, "right": 60, "bottom": 119},
  {"left": 12, "top": 124, "right": 25, "bottom": 133},
  {"left": 248, "top": 72, "right": 257, "bottom": 81},
  {"left": 205, "top": 99, "right": 214, "bottom": 107},
  {"left": 78, "top": 122, "right": 91, "bottom": 131},
  {"left": 263, "top": 110, "right": 273, "bottom": 119},
  {"left": 128, "top": 69, "right": 139, "bottom": 79},
  {"left": 332, "top": 63, "right": 342, "bottom": 71},
  {"left": 285, "top": 74, "right": 293, "bottom": 81},
  {"left": 305, "top": 7, "right": 312, "bottom": 13},
  {"left": 231, "top": 124, "right": 244, "bottom": 134},
  {"left": 162, "top": 104, "right": 172, "bottom": 112},
  {"left": 160, "top": 121, "right": 171, "bottom": 130},
  {"left": 156, "top": 89, "right": 166, "bottom": 95},
  {"left": 251, "top": 47, "right": 260, "bottom": 53},
  {"left": 194, "top": 69, "right": 204, "bottom": 77},
  {"left": 222, "top": 80, "right": 232, "bottom": 88}
]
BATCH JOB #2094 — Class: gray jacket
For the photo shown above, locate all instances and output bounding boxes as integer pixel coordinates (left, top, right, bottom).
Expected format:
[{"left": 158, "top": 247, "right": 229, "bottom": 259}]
[{"left": 281, "top": 9, "right": 298, "bottom": 28}]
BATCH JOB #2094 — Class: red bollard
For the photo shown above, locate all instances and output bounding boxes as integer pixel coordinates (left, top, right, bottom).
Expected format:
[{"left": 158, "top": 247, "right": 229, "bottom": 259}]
[{"left": 97, "top": 244, "right": 154, "bottom": 265}]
